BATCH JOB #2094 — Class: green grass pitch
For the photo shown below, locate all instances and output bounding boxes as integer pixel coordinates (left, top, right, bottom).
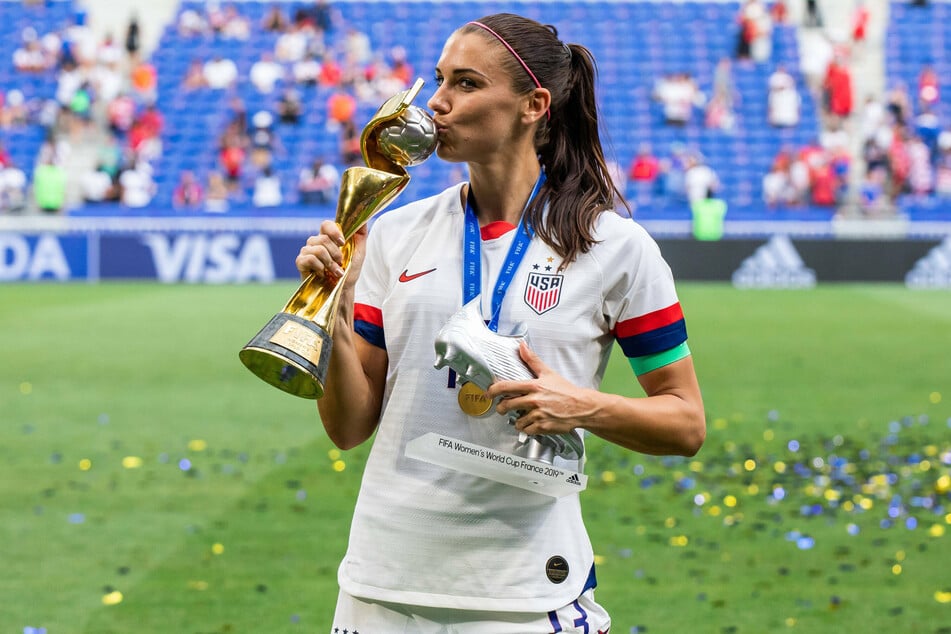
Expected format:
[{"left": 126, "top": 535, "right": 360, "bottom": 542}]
[{"left": 1, "top": 282, "right": 949, "bottom": 633}]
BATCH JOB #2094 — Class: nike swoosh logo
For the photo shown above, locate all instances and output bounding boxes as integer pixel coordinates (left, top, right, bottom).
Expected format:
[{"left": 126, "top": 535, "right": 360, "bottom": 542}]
[{"left": 398, "top": 267, "right": 437, "bottom": 283}]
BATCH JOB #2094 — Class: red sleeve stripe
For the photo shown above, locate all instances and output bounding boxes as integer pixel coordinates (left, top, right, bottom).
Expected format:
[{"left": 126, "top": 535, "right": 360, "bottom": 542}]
[
  {"left": 614, "top": 303, "right": 684, "bottom": 338},
  {"left": 354, "top": 303, "right": 383, "bottom": 327}
]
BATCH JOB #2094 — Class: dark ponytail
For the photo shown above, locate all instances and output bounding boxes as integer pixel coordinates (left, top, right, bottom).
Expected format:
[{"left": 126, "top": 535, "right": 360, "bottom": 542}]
[{"left": 463, "top": 14, "right": 628, "bottom": 267}]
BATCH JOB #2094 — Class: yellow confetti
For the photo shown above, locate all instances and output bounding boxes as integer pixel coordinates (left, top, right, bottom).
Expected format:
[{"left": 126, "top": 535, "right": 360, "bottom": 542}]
[
  {"left": 79, "top": 459, "right": 92, "bottom": 471},
  {"left": 328, "top": 449, "right": 341, "bottom": 460},
  {"left": 593, "top": 554, "right": 605, "bottom": 565},
  {"left": 929, "top": 391, "right": 942, "bottom": 404},
  {"left": 744, "top": 459, "right": 756, "bottom": 472},
  {"left": 188, "top": 439, "right": 207, "bottom": 452},
  {"left": 332, "top": 460, "right": 346, "bottom": 472},
  {"left": 785, "top": 617, "right": 797, "bottom": 627},
  {"left": 892, "top": 564, "right": 902, "bottom": 576},
  {"left": 122, "top": 456, "right": 143, "bottom": 469},
  {"left": 774, "top": 461, "right": 787, "bottom": 474},
  {"left": 746, "top": 484, "right": 759, "bottom": 495},
  {"left": 19, "top": 382, "right": 32, "bottom": 395},
  {"left": 664, "top": 517, "right": 677, "bottom": 528},
  {"left": 929, "top": 524, "right": 946, "bottom": 537},
  {"left": 669, "top": 535, "right": 688, "bottom": 547},
  {"left": 102, "top": 590, "right": 123, "bottom": 606},
  {"left": 708, "top": 505, "right": 722, "bottom": 517},
  {"left": 935, "top": 591, "right": 951, "bottom": 604},
  {"left": 935, "top": 475, "right": 950, "bottom": 494},
  {"left": 724, "top": 495, "right": 737, "bottom": 508},
  {"left": 601, "top": 471, "right": 616, "bottom": 483},
  {"left": 211, "top": 543, "right": 224, "bottom": 555}
]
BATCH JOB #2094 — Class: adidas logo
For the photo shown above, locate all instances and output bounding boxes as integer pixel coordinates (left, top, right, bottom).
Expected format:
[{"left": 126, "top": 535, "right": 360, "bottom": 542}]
[
  {"left": 731, "top": 235, "right": 816, "bottom": 289},
  {"left": 566, "top": 473, "right": 582, "bottom": 485},
  {"left": 905, "top": 236, "right": 951, "bottom": 288}
]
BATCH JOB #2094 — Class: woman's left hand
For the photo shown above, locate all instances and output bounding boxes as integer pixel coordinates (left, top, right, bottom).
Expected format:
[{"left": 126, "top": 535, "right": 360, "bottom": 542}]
[{"left": 486, "top": 342, "right": 596, "bottom": 436}]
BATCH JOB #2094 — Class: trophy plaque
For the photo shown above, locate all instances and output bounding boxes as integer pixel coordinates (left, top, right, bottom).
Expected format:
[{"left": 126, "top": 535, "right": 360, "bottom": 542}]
[{"left": 239, "top": 79, "right": 436, "bottom": 398}]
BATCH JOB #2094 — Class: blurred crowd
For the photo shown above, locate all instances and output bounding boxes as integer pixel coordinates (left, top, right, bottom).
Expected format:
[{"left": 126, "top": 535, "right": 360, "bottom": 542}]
[{"left": 1, "top": 0, "right": 949, "bottom": 217}]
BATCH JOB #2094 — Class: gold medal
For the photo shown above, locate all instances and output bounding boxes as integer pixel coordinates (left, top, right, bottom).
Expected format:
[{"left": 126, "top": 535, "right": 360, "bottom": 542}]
[{"left": 457, "top": 381, "right": 493, "bottom": 417}]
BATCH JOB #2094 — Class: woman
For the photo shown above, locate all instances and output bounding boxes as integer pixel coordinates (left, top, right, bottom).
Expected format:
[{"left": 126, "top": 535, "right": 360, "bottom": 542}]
[{"left": 296, "top": 13, "right": 705, "bottom": 632}]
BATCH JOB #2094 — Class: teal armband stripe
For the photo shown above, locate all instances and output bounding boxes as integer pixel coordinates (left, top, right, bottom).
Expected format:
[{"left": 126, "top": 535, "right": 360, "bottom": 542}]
[{"left": 628, "top": 342, "right": 691, "bottom": 376}]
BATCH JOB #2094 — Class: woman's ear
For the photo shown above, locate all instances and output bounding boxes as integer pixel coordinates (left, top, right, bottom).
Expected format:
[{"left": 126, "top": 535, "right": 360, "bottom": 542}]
[{"left": 523, "top": 88, "right": 551, "bottom": 124}]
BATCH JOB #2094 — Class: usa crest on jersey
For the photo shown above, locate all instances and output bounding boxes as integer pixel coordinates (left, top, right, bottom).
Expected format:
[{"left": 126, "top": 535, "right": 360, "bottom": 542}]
[{"left": 524, "top": 271, "right": 563, "bottom": 314}]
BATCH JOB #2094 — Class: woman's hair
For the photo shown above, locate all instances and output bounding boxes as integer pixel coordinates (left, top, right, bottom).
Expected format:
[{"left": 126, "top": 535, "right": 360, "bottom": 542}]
[{"left": 461, "top": 13, "right": 628, "bottom": 266}]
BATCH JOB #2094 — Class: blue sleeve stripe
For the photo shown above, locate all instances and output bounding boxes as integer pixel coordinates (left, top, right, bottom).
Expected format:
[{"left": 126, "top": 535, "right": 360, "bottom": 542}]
[
  {"left": 354, "top": 320, "right": 386, "bottom": 350},
  {"left": 616, "top": 320, "right": 687, "bottom": 358}
]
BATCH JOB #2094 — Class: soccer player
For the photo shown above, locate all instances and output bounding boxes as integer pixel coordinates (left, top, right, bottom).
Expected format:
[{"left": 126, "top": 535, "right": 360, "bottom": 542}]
[{"left": 296, "top": 12, "right": 706, "bottom": 632}]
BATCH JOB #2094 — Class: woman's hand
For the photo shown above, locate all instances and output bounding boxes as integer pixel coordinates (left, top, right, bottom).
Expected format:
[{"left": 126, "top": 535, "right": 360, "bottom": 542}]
[
  {"left": 487, "top": 342, "right": 596, "bottom": 437},
  {"left": 295, "top": 220, "right": 369, "bottom": 288}
]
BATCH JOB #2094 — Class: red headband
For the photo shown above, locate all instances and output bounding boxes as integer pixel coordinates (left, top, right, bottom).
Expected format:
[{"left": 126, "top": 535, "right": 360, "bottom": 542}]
[{"left": 467, "top": 21, "right": 550, "bottom": 120}]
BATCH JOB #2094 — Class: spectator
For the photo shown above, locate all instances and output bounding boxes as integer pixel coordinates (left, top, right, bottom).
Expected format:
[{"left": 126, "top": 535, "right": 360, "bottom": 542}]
[
  {"left": 628, "top": 143, "right": 660, "bottom": 183},
  {"left": 292, "top": 53, "right": 321, "bottom": 86},
  {"left": 13, "top": 28, "right": 51, "bottom": 72},
  {"left": 917, "top": 64, "right": 940, "bottom": 111},
  {"left": 0, "top": 90, "right": 30, "bottom": 128},
  {"left": 275, "top": 25, "right": 308, "bottom": 63},
  {"left": 173, "top": 170, "right": 205, "bottom": 209},
  {"left": 219, "top": 5, "right": 251, "bottom": 41},
  {"left": 762, "top": 150, "right": 798, "bottom": 207},
  {"left": 298, "top": 158, "right": 339, "bottom": 204},
  {"left": 261, "top": 4, "right": 290, "bottom": 33},
  {"left": 690, "top": 189, "right": 727, "bottom": 241},
  {"left": 118, "top": 159, "right": 155, "bottom": 208},
  {"left": 33, "top": 157, "right": 68, "bottom": 213},
  {"left": 249, "top": 110, "right": 284, "bottom": 168},
  {"left": 822, "top": 53, "right": 853, "bottom": 124},
  {"left": 859, "top": 166, "right": 889, "bottom": 215},
  {"left": 219, "top": 128, "right": 247, "bottom": 188},
  {"left": 653, "top": 72, "right": 705, "bottom": 126},
  {"left": 339, "top": 117, "right": 361, "bottom": 166},
  {"left": 80, "top": 163, "right": 119, "bottom": 204},
  {"left": 934, "top": 133, "right": 951, "bottom": 197},
  {"left": 852, "top": 1, "right": 870, "bottom": 45},
  {"left": 252, "top": 165, "right": 283, "bottom": 207},
  {"left": 767, "top": 64, "right": 801, "bottom": 127},
  {"left": 770, "top": 0, "right": 789, "bottom": 24},
  {"left": 684, "top": 154, "right": 720, "bottom": 205},
  {"left": 203, "top": 55, "right": 238, "bottom": 90},
  {"left": 204, "top": 171, "right": 231, "bottom": 213},
  {"left": 124, "top": 15, "right": 141, "bottom": 62},
  {"left": 250, "top": 52, "right": 285, "bottom": 94},
  {"left": 277, "top": 88, "right": 303, "bottom": 124},
  {"left": 178, "top": 8, "right": 208, "bottom": 37},
  {"left": 130, "top": 60, "right": 158, "bottom": 104},
  {"left": 906, "top": 135, "right": 934, "bottom": 196},
  {"left": 804, "top": 0, "right": 823, "bottom": 28},
  {"left": 0, "top": 160, "right": 28, "bottom": 213},
  {"left": 182, "top": 59, "right": 208, "bottom": 91}
]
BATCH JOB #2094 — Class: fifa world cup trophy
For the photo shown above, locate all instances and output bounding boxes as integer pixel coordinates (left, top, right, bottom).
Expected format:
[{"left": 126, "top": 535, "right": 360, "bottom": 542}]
[{"left": 239, "top": 79, "right": 436, "bottom": 398}]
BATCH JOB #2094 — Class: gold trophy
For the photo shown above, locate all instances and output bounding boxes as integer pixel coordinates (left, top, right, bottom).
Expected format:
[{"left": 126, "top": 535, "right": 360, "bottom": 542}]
[{"left": 239, "top": 79, "right": 436, "bottom": 398}]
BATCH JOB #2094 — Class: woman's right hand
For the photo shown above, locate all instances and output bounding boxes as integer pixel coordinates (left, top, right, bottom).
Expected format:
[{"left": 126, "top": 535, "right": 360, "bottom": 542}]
[{"left": 295, "top": 220, "right": 369, "bottom": 288}]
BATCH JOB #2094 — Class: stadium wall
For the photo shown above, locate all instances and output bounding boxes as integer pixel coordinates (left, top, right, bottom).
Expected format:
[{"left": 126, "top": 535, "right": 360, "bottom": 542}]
[{"left": 2, "top": 220, "right": 949, "bottom": 286}]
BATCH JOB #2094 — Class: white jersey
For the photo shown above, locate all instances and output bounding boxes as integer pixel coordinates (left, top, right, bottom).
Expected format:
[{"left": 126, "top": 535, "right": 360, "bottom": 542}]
[{"left": 341, "top": 183, "right": 687, "bottom": 612}]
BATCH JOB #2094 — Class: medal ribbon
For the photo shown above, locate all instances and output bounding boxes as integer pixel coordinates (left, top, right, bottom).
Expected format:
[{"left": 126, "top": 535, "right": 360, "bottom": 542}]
[{"left": 462, "top": 172, "right": 545, "bottom": 332}]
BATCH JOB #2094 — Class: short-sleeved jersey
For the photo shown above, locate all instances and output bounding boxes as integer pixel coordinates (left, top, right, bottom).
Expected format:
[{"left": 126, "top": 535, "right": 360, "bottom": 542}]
[{"left": 340, "top": 183, "right": 687, "bottom": 612}]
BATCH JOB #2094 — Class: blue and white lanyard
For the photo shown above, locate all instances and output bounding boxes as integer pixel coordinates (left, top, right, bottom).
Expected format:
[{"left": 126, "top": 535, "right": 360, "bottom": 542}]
[{"left": 462, "top": 172, "right": 546, "bottom": 332}]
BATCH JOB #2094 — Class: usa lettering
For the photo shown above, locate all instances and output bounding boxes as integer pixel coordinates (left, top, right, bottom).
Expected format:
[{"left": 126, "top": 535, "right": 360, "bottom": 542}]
[{"left": 527, "top": 273, "right": 562, "bottom": 291}]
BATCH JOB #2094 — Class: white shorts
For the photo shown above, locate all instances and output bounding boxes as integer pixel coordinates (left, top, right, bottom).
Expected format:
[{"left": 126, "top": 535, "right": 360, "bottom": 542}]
[{"left": 331, "top": 587, "right": 611, "bottom": 633}]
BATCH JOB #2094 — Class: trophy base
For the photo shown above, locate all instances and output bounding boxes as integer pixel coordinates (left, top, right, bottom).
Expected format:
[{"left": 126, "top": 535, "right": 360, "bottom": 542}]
[
  {"left": 239, "top": 313, "right": 332, "bottom": 399},
  {"left": 405, "top": 433, "right": 588, "bottom": 498}
]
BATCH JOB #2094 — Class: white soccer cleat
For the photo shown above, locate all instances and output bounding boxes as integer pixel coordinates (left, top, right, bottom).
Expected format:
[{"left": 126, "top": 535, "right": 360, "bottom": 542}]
[{"left": 434, "top": 298, "right": 584, "bottom": 462}]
